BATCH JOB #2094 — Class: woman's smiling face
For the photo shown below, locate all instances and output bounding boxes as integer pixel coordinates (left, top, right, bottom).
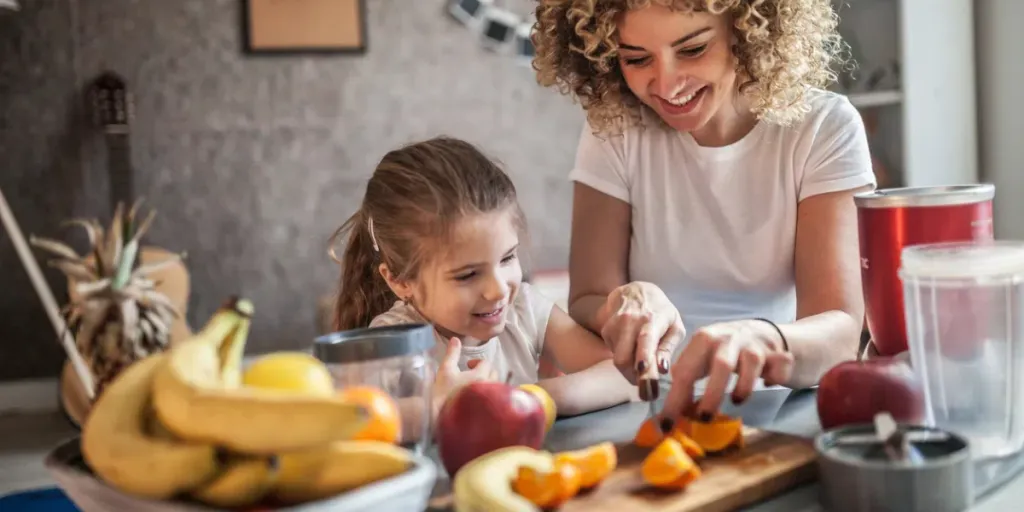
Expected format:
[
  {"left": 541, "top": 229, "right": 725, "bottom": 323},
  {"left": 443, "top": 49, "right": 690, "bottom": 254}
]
[{"left": 616, "top": 4, "right": 739, "bottom": 135}]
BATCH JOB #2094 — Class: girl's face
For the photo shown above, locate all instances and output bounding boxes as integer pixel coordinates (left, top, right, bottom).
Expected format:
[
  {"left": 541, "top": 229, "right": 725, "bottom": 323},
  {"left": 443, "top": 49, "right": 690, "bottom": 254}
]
[
  {"left": 388, "top": 208, "right": 523, "bottom": 343},
  {"left": 616, "top": 4, "right": 739, "bottom": 136}
]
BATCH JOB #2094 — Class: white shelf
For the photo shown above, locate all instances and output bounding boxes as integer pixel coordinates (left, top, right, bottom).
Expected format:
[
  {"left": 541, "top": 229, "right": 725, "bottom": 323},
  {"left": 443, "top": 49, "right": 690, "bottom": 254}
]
[
  {"left": 846, "top": 90, "right": 903, "bottom": 108},
  {"left": 834, "top": 0, "right": 977, "bottom": 188}
]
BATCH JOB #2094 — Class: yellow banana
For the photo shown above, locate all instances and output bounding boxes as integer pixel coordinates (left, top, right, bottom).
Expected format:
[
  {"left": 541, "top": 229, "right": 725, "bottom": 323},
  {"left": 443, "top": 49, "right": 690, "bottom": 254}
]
[
  {"left": 152, "top": 299, "right": 369, "bottom": 454},
  {"left": 272, "top": 440, "right": 414, "bottom": 503},
  {"left": 81, "top": 353, "right": 220, "bottom": 500},
  {"left": 453, "top": 446, "right": 554, "bottom": 512},
  {"left": 190, "top": 455, "right": 279, "bottom": 509}
]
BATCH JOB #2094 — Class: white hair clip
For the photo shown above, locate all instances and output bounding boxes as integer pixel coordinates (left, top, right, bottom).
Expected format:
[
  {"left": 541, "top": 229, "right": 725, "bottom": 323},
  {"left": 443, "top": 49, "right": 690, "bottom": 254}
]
[{"left": 367, "top": 216, "right": 380, "bottom": 252}]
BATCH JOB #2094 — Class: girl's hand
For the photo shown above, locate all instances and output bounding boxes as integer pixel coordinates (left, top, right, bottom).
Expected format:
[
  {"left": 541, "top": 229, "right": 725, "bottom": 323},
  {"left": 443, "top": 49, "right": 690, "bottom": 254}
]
[
  {"left": 661, "top": 319, "right": 794, "bottom": 421},
  {"left": 600, "top": 281, "right": 686, "bottom": 384},
  {"left": 431, "top": 337, "right": 498, "bottom": 417}
]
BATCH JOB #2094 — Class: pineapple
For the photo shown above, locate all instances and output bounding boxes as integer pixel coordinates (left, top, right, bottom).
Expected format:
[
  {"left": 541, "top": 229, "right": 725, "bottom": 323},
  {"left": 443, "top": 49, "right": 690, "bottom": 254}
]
[{"left": 30, "top": 201, "right": 185, "bottom": 397}]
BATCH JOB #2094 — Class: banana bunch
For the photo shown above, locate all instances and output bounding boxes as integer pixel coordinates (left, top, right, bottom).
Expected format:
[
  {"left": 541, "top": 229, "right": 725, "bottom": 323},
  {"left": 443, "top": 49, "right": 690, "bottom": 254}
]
[{"left": 81, "top": 297, "right": 414, "bottom": 508}]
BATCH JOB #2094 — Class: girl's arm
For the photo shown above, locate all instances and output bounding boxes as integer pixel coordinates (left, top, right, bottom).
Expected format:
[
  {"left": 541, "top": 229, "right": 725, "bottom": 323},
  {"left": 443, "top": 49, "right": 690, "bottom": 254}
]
[{"left": 534, "top": 306, "right": 639, "bottom": 417}]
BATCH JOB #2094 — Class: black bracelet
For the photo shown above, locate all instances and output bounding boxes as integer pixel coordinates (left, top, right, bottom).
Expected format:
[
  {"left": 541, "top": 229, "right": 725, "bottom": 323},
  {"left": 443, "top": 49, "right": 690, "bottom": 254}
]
[{"left": 752, "top": 317, "right": 789, "bottom": 352}]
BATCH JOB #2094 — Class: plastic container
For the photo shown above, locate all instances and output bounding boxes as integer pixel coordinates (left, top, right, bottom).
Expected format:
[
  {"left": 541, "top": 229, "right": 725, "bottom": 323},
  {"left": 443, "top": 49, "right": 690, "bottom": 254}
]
[
  {"left": 313, "top": 324, "right": 438, "bottom": 455},
  {"left": 900, "top": 241, "right": 1024, "bottom": 460}
]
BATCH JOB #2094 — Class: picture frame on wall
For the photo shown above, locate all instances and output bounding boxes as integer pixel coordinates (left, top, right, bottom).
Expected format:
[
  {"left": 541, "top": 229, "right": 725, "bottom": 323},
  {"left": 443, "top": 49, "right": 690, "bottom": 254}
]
[{"left": 242, "top": 0, "right": 367, "bottom": 54}]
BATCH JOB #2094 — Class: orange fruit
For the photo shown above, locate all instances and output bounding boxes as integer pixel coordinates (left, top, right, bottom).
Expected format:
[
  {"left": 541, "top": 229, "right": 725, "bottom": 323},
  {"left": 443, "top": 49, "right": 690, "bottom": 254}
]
[
  {"left": 513, "top": 459, "right": 582, "bottom": 508},
  {"left": 337, "top": 385, "right": 402, "bottom": 444},
  {"left": 641, "top": 437, "right": 702, "bottom": 490},
  {"left": 680, "top": 413, "right": 743, "bottom": 453},
  {"left": 553, "top": 441, "right": 617, "bottom": 489}
]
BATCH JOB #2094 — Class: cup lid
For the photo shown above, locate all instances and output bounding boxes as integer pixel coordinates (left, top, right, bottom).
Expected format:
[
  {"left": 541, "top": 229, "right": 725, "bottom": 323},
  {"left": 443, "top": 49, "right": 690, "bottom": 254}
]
[
  {"left": 854, "top": 184, "right": 994, "bottom": 209},
  {"left": 900, "top": 241, "right": 1024, "bottom": 279},
  {"left": 313, "top": 323, "right": 436, "bottom": 363}
]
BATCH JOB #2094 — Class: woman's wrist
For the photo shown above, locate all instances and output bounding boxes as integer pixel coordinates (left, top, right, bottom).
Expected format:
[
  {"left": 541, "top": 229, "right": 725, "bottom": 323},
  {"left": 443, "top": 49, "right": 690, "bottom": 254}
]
[{"left": 750, "top": 318, "right": 789, "bottom": 353}]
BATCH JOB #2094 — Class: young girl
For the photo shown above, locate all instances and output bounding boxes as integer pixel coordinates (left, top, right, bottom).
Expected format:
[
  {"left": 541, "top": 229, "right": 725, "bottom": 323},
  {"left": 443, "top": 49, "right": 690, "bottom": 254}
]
[{"left": 330, "top": 137, "right": 637, "bottom": 431}]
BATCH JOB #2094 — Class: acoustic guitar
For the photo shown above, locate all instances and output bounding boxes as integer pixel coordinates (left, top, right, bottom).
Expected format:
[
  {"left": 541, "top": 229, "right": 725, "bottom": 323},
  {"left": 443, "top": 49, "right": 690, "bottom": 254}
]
[{"left": 58, "top": 71, "right": 193, "bottom": 429}]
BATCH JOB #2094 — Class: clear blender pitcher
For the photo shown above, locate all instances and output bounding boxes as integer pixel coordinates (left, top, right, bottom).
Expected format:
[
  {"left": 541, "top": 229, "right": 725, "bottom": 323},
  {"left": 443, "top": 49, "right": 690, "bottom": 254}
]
[
  {"left": 900, "top": 241, "right": 1024, "bottom": 460},
  {"left": 313, "top": 324, "right": 437, "bottom": 455}
]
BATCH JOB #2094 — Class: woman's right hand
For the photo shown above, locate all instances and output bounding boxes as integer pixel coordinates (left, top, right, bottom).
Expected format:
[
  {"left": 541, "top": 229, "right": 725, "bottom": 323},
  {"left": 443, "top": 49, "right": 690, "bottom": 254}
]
[
  {"left": 431, "top": 337, "right": 498, "bottom": 417},
  {"left": 600, "top": 282, "right": 686, "bottom": 384}
]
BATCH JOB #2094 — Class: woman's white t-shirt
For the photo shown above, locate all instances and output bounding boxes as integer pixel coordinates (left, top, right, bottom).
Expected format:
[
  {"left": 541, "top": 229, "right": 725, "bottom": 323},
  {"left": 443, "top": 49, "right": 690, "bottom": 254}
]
[
  {"left": 569, "top": 88, "right": 877, "bottom": 360},
  {"left": 368, "top": 282, "right": 555, "bottom": 386}
]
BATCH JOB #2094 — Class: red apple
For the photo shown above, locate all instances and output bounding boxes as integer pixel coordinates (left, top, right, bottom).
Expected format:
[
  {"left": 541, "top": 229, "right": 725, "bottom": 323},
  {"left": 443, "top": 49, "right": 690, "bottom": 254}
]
[
  {"left": 817, "top": 358, "right": 927, "bottom": 430},
  {"left": 434, "top": 381, "right": 547, "bottom": 476}
]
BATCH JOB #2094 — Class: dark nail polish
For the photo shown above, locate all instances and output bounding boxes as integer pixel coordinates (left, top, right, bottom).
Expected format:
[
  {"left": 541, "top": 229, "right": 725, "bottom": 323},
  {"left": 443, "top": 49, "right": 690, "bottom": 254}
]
[
  {"left": 699, "top": 412, "right": 713, "bottom": 423},
  {"left": 636, "top": 360, "right": 647, "bottom": 373},
  {"left": 659, "top": 417, "right": 674, "bottom": 433},
  {"left": 638, "top": 378, "right": 658, "bottom": 401},
  {"left": 731, "top": 394, "right": 742, "bottom": 405},
  {"left": 657, "top": 357, "right": 669, "bottom": 374}
]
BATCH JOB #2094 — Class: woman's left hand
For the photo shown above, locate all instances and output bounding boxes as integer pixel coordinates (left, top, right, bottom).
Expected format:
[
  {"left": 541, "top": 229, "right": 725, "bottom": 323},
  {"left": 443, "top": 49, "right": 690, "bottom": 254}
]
[{"left": 661, "top": 319, "right": 795, "bottom": 421}]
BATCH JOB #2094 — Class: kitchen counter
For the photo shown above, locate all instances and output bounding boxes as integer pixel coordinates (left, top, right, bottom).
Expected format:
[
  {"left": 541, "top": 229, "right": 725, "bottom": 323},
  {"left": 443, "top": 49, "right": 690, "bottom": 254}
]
[{"left": 2, "top": 389, "right": 1024, "bottom": 510}]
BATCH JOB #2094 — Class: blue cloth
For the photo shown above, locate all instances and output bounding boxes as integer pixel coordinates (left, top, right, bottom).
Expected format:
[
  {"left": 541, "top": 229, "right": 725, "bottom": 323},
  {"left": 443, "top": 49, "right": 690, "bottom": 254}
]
[{"left": 0, "top": 488, "right": 79, "bottom": 511}]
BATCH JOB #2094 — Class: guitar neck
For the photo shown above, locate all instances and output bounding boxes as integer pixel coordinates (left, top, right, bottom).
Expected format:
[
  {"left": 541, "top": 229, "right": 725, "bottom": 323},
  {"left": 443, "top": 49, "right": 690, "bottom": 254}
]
[{"left": 104, "top": 132, "right": 134, "bottom": 213}]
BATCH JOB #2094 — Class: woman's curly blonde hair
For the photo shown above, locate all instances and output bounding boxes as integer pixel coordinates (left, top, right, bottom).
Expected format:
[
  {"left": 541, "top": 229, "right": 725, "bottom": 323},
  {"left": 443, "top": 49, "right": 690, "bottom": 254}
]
[{"left": 532, "top": 0, "right": 851, "bottom": 135}]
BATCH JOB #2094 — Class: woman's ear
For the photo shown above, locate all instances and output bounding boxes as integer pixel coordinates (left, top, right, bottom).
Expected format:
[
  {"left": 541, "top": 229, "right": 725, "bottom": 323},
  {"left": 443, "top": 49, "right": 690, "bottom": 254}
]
[{"left": 379, "top": 263, "right": 414, "bottom": 301}]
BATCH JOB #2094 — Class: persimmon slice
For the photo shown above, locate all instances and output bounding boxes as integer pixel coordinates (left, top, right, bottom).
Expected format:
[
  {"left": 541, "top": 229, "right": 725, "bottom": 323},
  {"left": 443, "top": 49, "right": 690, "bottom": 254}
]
[
  {"left": 513, "top": 460, "right": 582, "bottom": 508},
  {"left": 553, "top": 441, "right": 618, "bottom": 489},
  {"left": 641, "top": 438, "right": 703, "bottom": 490}
]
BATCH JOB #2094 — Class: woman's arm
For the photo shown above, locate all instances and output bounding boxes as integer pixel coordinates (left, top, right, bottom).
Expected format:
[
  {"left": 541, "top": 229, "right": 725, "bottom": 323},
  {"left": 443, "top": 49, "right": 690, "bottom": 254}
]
[
  {"left": 567, "top": 182, "right": 632, "bottom": 333},
  {"left": 772, "top": 185, "right": 873, "bottom": 388},
  {"left": 533, "top": 305, "right": 639, "bottom": 416}
]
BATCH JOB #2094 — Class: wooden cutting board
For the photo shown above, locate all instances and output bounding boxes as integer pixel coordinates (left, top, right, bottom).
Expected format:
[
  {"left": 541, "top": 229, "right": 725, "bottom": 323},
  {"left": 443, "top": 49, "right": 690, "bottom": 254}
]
[{"left": 560, "top": 425, "right": 819, "bottom": 512}]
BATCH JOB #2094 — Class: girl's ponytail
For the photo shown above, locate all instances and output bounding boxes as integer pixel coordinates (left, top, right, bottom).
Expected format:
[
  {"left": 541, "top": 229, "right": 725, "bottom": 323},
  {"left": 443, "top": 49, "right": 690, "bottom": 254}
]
[{"left": 329, "top": 210, "right": 395, "bottom": 331}]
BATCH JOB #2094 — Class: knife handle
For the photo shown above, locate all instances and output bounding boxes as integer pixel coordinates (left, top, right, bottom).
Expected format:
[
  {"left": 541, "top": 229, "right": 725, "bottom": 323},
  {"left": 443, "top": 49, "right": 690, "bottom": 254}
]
[{"left": 638, "top": 376, "right": 659, "bottom": 402}]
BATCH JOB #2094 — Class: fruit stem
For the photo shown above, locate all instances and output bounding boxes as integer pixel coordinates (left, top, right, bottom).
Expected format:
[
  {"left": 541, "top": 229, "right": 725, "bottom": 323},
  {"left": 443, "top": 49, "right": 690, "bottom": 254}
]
[{"left": 504, "top": 371, "right": 513, "bottom": 385}]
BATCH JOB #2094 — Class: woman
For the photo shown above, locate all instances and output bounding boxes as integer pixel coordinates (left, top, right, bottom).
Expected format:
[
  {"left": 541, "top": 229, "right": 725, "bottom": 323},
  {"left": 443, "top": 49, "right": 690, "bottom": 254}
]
[{"left": 532, "top": 0, "right": 875, "bottom": 422}]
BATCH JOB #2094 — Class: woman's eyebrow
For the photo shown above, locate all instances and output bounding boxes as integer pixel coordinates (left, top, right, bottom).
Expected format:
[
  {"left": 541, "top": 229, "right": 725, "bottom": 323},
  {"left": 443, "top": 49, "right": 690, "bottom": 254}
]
[{"left": 619, "top": 26, "right": 713, "bottom": 51}]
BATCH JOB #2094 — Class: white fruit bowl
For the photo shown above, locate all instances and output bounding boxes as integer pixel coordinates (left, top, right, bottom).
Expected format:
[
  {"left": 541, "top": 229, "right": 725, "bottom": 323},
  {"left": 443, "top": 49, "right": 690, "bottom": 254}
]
[{"left": 45, "top": 437, "right": 438, "bottom": 512}]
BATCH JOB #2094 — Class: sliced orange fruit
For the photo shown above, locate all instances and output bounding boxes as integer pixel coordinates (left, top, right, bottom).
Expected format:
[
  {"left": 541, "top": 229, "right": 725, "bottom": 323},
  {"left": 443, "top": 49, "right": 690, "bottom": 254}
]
[{"left": 553, "top": 441, "right": 617, "bottom": 489}]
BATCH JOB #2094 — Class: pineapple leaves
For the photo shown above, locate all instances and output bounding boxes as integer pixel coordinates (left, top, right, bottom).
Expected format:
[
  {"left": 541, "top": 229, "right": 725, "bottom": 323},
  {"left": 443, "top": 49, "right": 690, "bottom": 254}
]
[
  {"left": 48, "top": 260, "right": 97, "bottom": 282},
  {"left": 28, "top": 236, "right": 81, "bottom": 261},
  {"left": 104, "top": 203, "right": 125, "bottom": 275},
  {"left": 111, "top": 239, "right": 139, "bottom": 291}
]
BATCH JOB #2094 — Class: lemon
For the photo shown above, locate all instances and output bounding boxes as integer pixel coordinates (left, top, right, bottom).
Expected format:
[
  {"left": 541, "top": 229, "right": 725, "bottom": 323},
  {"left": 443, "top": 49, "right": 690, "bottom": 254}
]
[
  {"left": 519, "top": 383, "right": 557, "bottom": 432},
  {"left": 242, "top": 352, "right": 336, "bottom": 396}
]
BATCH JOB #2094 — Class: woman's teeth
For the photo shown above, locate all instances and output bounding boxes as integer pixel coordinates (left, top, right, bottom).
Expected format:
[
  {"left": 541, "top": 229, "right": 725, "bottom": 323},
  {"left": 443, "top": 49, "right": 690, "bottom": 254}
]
[
  {"left": 668, "top": 89, "right": 699, "bottom": 106},
  {"left": 474, "top": 307, "right": 503, "bottom": 317}
]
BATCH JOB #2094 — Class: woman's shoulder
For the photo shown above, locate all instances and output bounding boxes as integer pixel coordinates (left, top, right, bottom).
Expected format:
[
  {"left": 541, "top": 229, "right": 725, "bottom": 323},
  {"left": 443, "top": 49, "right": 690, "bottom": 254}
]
[{"left": 791, "top": 88, "right": 862, "bottom": 133}]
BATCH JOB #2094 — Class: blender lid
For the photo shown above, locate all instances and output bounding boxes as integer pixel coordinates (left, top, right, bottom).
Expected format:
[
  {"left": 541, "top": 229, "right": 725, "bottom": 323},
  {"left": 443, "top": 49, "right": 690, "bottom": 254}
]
[
  {"left": 313, "top": 323, "right": 436, "bottom": 363},
  {"left": 854, "top": 184, "right": 995, "bottom": 208},
  {"left": 900, "top": 241, "right": 1024, "bottom": 279}
]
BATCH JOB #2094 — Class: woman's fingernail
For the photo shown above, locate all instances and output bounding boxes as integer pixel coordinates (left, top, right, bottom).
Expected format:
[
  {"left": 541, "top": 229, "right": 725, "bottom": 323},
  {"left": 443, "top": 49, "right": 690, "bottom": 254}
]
[
  {"left": 636, "top": 360, "right": 647, "bottom": 373},
  {"left": 731, "top": 394, "right": 743, "bottom": 405},
  {"left": 657, "top": 357, "right": 669, "bottom": 374},
  {"left": 699, "top": 412, "right": 713, "bottom": 423},
  {"left": 659, "top": 417, "right": 674, "bottom": 433}
]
